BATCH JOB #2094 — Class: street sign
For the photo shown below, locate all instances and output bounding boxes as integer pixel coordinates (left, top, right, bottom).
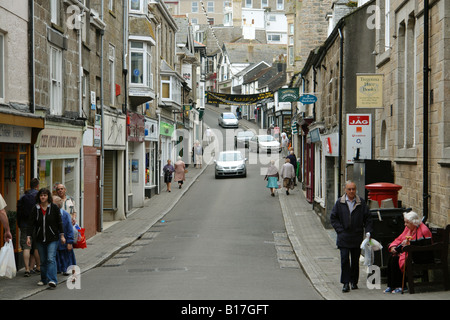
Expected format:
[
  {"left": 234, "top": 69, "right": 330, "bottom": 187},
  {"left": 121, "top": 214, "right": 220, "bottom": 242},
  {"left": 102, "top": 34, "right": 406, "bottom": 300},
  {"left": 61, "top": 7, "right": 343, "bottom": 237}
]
[{"left": 299, "top": 94, "right": 317, "bottom": 104}]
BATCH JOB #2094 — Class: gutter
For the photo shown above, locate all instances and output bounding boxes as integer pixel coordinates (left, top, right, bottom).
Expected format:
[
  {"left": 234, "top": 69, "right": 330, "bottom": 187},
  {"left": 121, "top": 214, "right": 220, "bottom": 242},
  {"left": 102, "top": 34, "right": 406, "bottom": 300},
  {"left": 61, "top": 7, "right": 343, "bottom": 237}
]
[{"left": 422, "top": 0, "right": 430, "bottom": 222}]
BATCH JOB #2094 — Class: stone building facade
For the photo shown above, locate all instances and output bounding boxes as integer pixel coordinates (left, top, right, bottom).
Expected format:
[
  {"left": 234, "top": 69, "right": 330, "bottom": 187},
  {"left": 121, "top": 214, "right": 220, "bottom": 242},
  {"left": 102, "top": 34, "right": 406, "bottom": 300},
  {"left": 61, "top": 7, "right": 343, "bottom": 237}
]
[{"left": 373, "top": 0, "right": 449, "bottom": 227}]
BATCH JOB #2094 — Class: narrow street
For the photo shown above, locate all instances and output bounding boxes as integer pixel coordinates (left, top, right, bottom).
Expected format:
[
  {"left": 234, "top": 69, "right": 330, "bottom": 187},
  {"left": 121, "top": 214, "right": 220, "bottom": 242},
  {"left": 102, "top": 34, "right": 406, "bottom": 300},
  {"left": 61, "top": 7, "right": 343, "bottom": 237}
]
[{"left": 26, "top": 109, "right": 322, "bottom": 300}]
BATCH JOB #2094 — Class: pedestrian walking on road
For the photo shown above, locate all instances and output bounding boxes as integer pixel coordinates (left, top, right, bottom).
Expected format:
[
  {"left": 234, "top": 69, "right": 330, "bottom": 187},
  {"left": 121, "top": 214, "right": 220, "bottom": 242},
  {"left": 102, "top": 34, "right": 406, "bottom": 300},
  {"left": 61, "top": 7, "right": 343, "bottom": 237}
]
[
  {"left": 330, "top": 181, "right": 373, "bottom": 293},
  {"left": 286, "top": 148, "right": 298, "bottom": 186},
  {"left": 163, "top": 159, "right": 175, "bottom": 192},
  {"left": 264, "top": 160, "right": 279, "bottom": 197},
  {"left": 17, "top": 178, "right": 41, "bottom": 277},
  {"left": 205, "top": 127, "right": 212, "bottom": 145},
  {"left": 56, "top": 183, "right": 77, "bottom": 225},
  {"left": 26, "top": 188, "right": 65, "bottom": 289},
  {"left": 280, "top": 158, "right": 295, "bottom": 195},
  {"left": 53, "top": 196, "right": 76, "bottom": 276},
  {"left": 281, "top": 132, "right": 289, "bottom": 157},
  {"left": 194, "top": 141, "right": 203, "bottom": 169},
  {"left": 174, "top": 156, "right": 186, "bottom": 189}
]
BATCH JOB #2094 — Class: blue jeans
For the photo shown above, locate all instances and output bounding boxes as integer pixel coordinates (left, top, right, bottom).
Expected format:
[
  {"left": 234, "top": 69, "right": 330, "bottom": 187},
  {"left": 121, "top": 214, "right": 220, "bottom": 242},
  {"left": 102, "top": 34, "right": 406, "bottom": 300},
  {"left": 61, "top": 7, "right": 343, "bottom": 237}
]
[{"left": 36, "top": 241, "right": 59, "bottom": 284}]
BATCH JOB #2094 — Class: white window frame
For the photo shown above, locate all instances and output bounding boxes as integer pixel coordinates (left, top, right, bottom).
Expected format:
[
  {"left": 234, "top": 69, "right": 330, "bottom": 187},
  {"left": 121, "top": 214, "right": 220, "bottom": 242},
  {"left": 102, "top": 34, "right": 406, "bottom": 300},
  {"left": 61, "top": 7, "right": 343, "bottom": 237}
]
[
  {"left": 207, "top": 1, "right": 214, "bottom": 13},
  {"left": 51, "top": 0, "right": 60, "bottom": 25},
  {"left": 276, "top": 0, "right": 284, "bottom": 10},
  {"left": 261, "top": 0, "right": 268, "bottom": 8},
  {"left": 49, "top": 45, "right": 63, "bottom": 115},
  {"left": 385, "top": 0, "right": 390, "bottom": 49},
  {"left": 130, "top": 41, "right": 153, "bottom": 89},
  {"left": 192, "top": 2, "right": 198, "bottom": 13},
  {"left": 161, "top": 75, "right": 182, "bottom": 105},
  {"left": 130, "top": 0, "right": 146, "bottom": 14},
  {"left": 109, "top": 44, "right": 115, "bottom": 106},
  {"left": 245, "top": 0, "right": 252, "bottom": 8}
]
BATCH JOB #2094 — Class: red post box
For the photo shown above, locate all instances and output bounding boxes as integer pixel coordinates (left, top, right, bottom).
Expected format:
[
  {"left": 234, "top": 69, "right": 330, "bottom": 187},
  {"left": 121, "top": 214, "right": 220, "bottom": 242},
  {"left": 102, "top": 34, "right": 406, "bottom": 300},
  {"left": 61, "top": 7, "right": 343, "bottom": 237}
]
[{"left": 365, "top": 182, "right": 402, "bottom": 208}]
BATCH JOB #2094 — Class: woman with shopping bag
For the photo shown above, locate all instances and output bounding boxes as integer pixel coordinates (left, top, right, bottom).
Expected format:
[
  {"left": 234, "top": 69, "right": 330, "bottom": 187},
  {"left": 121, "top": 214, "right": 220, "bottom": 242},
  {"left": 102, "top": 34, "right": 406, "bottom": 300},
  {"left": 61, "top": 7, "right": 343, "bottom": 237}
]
[{"left": 26, "top": 188, "right": 65, "bottom": 289}]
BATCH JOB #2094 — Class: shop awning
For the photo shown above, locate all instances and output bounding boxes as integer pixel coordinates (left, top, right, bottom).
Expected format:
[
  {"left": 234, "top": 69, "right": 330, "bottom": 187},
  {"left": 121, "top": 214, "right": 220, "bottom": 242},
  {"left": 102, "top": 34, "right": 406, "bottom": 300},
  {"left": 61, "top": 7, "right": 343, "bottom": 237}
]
[{"left": 0, "top": 111, "right": 45, "bottom": 144}]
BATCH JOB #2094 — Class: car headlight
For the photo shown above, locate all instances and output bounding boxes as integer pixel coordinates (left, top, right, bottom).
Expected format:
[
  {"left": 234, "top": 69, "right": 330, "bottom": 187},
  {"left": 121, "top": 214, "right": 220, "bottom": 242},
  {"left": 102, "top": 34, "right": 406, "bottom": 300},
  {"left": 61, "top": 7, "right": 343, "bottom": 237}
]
[
  {"left": 216, "top": 165, "right": 224, "bottom": 170},
  {"left": 237, "top": 164, "right": 245, "bottom": 169}
]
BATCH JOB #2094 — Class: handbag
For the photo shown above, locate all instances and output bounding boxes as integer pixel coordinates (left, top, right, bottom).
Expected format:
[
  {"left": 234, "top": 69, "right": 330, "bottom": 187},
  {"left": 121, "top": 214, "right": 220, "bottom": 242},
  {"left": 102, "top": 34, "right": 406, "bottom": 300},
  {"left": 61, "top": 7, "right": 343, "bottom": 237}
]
[
  {"left": 0, "top": 240, "right": 16, "bottom": 278},
  {"left": 73, "top": 228, "right": 87, "bottom": 249}
]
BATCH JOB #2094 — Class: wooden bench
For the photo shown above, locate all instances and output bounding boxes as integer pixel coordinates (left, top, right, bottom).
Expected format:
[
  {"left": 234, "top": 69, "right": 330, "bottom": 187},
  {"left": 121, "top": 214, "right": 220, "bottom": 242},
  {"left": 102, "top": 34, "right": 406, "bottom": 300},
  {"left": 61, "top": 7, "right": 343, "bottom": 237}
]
[{"left": 403, "top": 225, "right": 450, "bottom": 294}]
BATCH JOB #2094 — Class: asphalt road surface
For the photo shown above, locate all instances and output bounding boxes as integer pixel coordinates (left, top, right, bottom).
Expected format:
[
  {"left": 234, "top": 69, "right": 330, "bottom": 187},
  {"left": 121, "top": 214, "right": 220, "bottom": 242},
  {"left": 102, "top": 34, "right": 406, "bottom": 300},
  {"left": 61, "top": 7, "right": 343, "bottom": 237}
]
[{"left": 27, "top": 108, "right": 322, "bottom": 300}]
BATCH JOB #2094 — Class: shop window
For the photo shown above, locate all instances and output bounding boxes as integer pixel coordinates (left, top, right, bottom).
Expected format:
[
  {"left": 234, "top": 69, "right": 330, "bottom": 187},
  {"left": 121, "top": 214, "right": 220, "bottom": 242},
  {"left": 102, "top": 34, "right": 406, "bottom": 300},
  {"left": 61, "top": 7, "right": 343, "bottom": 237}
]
[{"left": 37, "top": 159, "right": 77, "bottom": 202}]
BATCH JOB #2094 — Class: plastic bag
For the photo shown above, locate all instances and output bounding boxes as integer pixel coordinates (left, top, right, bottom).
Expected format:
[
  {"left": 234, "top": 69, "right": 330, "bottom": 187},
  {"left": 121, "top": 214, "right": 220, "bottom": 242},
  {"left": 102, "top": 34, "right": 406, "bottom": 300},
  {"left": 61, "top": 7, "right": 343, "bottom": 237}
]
[
  {"left": 0, "top": 240, "right": 17, "bottom": 279},
  {"left": 73, "top": 227, "right": 86, "bottom": 249},
  {"left": 360, "top": 233, "right": 383, "bottom": 266}
]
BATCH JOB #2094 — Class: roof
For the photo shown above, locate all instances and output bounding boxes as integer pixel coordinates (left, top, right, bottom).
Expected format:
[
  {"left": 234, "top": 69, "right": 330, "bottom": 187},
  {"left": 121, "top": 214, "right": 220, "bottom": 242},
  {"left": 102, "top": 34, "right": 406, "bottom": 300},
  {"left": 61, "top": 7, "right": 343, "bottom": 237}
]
[{"left": 223, "top": 42, "right": 286, "bottom": 65}]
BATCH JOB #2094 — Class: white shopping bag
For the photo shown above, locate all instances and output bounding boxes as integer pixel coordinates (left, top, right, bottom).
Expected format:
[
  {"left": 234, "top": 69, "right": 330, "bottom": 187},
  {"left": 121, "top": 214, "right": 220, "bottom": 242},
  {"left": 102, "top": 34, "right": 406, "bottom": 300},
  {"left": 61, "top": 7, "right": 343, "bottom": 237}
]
[{"left": 0, "top": 240, "right": 17, "bottom": 279}]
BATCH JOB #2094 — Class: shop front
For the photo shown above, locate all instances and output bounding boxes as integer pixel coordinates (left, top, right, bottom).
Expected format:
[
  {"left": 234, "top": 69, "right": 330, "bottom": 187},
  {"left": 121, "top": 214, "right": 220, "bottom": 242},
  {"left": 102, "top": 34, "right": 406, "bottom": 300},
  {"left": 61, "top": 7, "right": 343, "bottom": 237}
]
[
  {"left": 159, "top": 119, "right": 175, "bottom": 173},
  {"left": 0, "top": 115, "right": 44, "bottom": 252},
  {"left": 103, "top": 110, "right": 126, "bottom": 223},
  {"left": 126, "top": 111, "right": 145, "bottom": 211},
  {"left": 36, "top": 125, "right": 83, "bottom": 224},
  {"left": 144, "top": 117, "right": 158, "bottom": 198}
]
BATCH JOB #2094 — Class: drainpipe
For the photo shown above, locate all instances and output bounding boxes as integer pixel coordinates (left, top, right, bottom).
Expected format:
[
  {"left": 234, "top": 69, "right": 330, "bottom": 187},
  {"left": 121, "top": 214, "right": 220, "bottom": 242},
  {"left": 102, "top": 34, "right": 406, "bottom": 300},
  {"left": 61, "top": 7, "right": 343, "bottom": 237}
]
[
  {"left": 78, "top": 9, "right": 85, "bottom": 227},
  {"left": 422, "top": 0, "right": 430, "bottom": 223},
  {"left": 338, "top": 26, "right": 344, "bottom": 195},
  {"left": 30, "top": 0, "right": 35, "bottom": 114},
  {"left": 99, "top": 0, "right": 105, "bottom": 232}
]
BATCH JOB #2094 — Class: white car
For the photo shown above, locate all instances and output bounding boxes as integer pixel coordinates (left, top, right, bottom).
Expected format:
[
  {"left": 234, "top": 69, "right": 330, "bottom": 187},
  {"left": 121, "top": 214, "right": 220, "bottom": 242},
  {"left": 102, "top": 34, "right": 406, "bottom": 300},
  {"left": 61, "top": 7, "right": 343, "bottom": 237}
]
[
  {"left": 214, "top": 151, "right": 247, "bottom": 178},
  {"left": 248, "top": 135, "right": 281, "bottom": 153},
  {"left": 218, "top": 112, "right": 239, "bottom": 128}
]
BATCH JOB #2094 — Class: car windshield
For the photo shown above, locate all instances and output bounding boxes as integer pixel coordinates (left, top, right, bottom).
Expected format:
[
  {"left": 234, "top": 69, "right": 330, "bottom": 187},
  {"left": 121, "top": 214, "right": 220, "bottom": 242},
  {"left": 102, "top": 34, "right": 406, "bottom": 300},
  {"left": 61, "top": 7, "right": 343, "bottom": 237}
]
[
  {"left": 237, "top": 131, "right": 254, "bottom": 138},
  {"left": 259, "top": 135, "right": 275, "bottom": 142},
  {"left": 218, "top": 152, "right": 243, "bottom": 161},
  {"left": 223, "top": 113, "right": 236, "bottom": 119}
]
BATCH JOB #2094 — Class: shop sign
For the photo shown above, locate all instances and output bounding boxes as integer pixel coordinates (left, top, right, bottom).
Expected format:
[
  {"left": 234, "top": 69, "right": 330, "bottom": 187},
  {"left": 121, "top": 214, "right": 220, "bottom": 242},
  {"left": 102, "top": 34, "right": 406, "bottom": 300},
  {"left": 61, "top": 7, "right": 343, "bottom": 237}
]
[
  {"left": 321, "top": 132, "right": 339, "bottom": 157},
  {"left": 37, "top": 128, "right": 82, "bottom": 156},
  {"left": 0, "top": 124, "right": 31, "bottom": 144},
  {"left": 160, "top": 121, "right": 174, "bottom": 137},
  {"left": 94, "top": 115, "right": 101, "bottom": 147},
  {"left": 299, "top": 94, "right": 317, "bottom": 105},
  {"left": 145, "top": 118, "right": 158, "bottom": 141},
  {"left": 346, "top": 114, "right": 372, "bottom": 163},
  {"left": 356, "top": 74, "right": 383, "bottom": 108},
  {"left": 127, "top": 112, "right": 145, "bottom": 142},
  {"left": 278, "top": 88, "right": 299, "bottom": 102},
  {"left": 309, "top": 128, "right": 321, "bottom": 143},
  {"left": 104, "top": 112, "right": 126, "bottom": 149}
]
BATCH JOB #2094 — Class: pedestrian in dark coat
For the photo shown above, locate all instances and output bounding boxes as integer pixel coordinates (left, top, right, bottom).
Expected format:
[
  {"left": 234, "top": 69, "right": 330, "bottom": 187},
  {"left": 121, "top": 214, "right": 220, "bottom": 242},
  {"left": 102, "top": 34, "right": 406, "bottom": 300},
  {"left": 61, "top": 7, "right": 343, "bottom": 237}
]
[{"left": 330, "top": 181, "right": 373, "bottom": 293}]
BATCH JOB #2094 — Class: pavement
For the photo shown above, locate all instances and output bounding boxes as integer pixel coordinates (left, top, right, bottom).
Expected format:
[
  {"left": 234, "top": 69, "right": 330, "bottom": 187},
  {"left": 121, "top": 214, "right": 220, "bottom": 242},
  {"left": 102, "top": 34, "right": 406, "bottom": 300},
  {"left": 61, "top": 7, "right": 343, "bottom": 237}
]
[{"left": 1, "top": 105, "right": 448, "bottom": 300}]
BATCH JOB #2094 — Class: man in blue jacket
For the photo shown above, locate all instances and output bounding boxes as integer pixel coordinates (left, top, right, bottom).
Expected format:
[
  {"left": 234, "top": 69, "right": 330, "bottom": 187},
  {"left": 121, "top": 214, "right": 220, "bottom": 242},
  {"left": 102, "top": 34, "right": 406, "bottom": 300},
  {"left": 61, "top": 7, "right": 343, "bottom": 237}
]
[{"left": 330, "top": 181, "right": 373, "bottom": 293}]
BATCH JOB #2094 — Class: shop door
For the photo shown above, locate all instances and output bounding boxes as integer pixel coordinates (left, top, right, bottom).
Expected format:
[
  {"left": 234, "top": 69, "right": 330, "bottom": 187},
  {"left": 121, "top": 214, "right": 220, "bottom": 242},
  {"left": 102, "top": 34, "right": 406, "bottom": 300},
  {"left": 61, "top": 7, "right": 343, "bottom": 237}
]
[
  {"left": 305, "top": 142, "right": 314, "bottom": 203},
  {"left": 0, "top": 144, "right": 30, "bottom": 251}
]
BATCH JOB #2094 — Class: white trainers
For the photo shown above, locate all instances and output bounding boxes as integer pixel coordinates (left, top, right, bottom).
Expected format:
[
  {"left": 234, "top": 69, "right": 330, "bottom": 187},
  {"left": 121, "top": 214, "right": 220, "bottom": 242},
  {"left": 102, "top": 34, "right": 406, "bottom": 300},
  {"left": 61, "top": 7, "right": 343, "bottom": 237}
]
[
  {"left": 37, "top": 281, "right": 45, "bottom": 286},
  {"left": 48, "top": 281, "right": 57, "bottom": 288}
]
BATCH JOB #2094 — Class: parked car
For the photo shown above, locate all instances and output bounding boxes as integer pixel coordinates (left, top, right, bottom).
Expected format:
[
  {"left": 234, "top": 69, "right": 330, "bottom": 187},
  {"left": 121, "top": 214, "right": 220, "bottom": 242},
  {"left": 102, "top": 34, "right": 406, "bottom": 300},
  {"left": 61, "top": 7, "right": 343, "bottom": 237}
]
[
  {"left": 218, "top": 112, "right": 239, "bottom": 128},
  {"left": 234, "top": 130, "right": 255, "bottom": 148},
  {"left": 214, "top": 151, "right": 247, "bottom": 178},
  {"left": 248, "top": 135, "right": 281, "bottom": 153}
]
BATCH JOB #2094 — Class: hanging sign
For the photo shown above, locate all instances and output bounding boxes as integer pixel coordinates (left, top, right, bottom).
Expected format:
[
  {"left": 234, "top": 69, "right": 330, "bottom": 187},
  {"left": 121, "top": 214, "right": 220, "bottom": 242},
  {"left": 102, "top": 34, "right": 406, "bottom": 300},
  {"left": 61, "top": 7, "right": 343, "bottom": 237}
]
[
  {"left": 356, "top": 74, "right": 383, "bottom": 108},
  {"left": 278, "top": 88, "right": 299, "bottom": 102},
  {"left": 299, "top": 94, "right": 317, "bottom": 105}
]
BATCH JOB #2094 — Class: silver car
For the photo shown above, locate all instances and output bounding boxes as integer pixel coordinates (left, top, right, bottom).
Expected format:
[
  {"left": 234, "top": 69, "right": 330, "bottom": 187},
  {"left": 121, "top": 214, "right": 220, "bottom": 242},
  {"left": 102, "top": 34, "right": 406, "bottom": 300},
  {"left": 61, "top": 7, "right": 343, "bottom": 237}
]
[
  {"left": 248, "top": 135, "right": 281, "bottom": 153},
  {"left": 218, "top": 112, "right": 239, "bottom": 128},
  {"left": 234, "top": 130, "right": 255, "bottom": 148},
  {"left": 214, "top": 151, "right": 247, "bottom": 178}
]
